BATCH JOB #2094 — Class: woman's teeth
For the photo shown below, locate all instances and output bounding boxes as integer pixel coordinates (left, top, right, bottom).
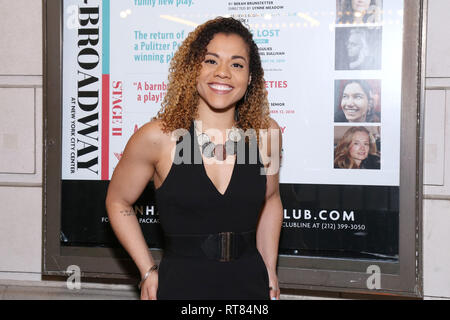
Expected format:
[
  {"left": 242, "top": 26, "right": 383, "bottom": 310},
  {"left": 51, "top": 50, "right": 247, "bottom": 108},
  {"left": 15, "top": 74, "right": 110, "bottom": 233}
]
[{"left": 209, "top": 84, "right": 233, "bottom": 91}]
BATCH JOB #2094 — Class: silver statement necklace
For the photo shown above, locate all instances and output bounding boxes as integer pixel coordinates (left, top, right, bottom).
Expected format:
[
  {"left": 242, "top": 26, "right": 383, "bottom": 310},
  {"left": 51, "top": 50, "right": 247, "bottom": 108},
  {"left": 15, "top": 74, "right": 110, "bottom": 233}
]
[{"left": 194, "top": 121, "right": 242, "bottom": 161}]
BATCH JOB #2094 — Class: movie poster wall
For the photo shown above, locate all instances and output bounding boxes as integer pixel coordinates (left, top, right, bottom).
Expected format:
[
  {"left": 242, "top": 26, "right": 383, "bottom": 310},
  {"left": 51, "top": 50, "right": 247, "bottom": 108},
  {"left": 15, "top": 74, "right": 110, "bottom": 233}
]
[{"left": 62, "top": 0, "right": 403, "bottom": 260}]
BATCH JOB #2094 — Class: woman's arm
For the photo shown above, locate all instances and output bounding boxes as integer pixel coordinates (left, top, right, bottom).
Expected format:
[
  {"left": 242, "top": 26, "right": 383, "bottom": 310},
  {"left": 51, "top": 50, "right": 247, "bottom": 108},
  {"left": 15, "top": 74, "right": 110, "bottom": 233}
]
[
  {"left": 105, "top": 120, "right": 165, "bottom": 299},
  {"left": 257, "top": 118, "right": 283, "bottom": 300}
]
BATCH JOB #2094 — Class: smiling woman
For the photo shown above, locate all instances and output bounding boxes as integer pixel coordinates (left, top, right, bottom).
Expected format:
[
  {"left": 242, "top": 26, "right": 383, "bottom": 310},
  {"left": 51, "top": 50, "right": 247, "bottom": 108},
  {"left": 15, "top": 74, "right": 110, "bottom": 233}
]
[
  {"left": 335, "top": 79, "right": 381, "bottom": 123},
  {"left": 105, "top": 17, "right": 283, "bottom": 301},
  {"left": 334, "top": 126, "right": 380, "bottom": 169}
]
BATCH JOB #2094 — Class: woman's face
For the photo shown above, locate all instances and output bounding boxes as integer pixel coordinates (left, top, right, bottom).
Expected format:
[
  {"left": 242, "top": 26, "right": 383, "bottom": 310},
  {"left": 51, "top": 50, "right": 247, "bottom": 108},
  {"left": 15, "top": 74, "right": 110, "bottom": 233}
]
[
  {"left": 348, "top": 131, "right": 370, "bottom": 165},
  {"left": 351, "top": 0, "right": 371, "bottom": 12},
  {"left": 196, "top": 33, "right": 251, "bottom": 111},
  {"left": 341, "top": 82, "right": 370, "bottom": 122}
]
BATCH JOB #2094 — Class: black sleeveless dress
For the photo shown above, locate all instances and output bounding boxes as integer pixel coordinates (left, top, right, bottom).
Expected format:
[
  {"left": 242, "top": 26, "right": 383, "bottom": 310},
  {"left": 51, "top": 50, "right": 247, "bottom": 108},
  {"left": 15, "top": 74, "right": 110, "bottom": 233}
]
[{"left": 155, "top": 121, "right": 269, "bottom": 300}]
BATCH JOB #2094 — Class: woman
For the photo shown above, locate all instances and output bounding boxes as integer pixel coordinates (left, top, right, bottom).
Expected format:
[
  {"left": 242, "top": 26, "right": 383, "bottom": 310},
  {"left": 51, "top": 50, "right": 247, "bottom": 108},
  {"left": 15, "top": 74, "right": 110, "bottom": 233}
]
[
  {"left": 335, "top": 80, "right": 380, "bottom": 123},
  {"left": 105, "top": 17, "right": 283, "bottom": 300},
  {"left": 337, "top": 0, "right": 382, "bottom": 24},
  {"left": 334, "top": 126, "right": 380, "bottom": 169}
]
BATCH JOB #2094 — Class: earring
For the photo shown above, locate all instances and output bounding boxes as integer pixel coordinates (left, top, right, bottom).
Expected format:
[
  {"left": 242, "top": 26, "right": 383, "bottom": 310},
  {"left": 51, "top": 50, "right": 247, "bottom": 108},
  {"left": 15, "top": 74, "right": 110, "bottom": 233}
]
[
  {"left": 367, "top": 101, "right": 374, "bottom": 119},
  {"left": 234, "top": 107, "right": 240, "bottom": 122}
]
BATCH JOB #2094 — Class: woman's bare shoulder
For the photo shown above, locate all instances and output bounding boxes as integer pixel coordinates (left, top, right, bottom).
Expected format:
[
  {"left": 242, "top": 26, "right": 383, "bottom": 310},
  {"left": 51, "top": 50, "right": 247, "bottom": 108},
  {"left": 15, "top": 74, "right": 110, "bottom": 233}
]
[
  {"left": 259, "top": 117, "right": 282, "bottom": 160},
  {"left": 125, "top": 119, "right": 172, "bottom": 162},
  {"left": 267, "top": 117, "right": 281, "bottom": 131},
  {"left": 137, "top": 119, "right": 170, "bottom": 142},
  {"left": 263, "top": 117, "right": 282, "bottom": 142}
]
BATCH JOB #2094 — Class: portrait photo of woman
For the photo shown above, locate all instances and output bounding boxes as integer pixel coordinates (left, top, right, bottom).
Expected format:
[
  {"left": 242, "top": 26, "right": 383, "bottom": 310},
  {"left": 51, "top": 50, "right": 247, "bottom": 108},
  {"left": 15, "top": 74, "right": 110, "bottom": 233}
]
[
  {"left": 335, "top": 27, "right": 382, "bottom": 70},
  {"left": 335, "top": 79, "right": 381, "bottom": 123},
  {"left": 336, "top": 0, "right": 383, "bottom": 25},
  {"left": 334, "top": 126, "right": 380, "bottom": 169}
]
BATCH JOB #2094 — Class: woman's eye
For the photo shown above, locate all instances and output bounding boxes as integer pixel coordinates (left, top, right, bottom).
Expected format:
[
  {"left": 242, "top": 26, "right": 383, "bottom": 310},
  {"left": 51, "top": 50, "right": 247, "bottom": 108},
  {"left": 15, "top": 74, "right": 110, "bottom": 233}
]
[
  {"left": 204, "top": 59, "right": 216, "bottom": 65},
  {"left": 232, "top": 63, "right": 244, "bottom": 68}
]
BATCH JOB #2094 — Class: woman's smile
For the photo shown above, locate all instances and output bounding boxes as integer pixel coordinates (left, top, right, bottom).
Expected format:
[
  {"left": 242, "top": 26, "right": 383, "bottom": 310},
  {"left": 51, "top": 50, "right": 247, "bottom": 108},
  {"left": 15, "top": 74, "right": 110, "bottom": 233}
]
[
  {"left": 343, "top": 105, "right": 362, "bottom": 116},
  {"left": 208, "top": 82, "right": 234, "bottom": 94}
]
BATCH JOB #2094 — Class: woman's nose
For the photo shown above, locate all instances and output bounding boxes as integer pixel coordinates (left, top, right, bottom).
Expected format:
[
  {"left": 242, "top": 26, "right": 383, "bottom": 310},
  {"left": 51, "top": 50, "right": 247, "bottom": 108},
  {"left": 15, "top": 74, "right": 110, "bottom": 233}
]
[
  {"left": 214, "top": 63, "right": 231, "bottom": 78},
  {"left": 345, "top": 97, "right": 355, "bottom": 106}
]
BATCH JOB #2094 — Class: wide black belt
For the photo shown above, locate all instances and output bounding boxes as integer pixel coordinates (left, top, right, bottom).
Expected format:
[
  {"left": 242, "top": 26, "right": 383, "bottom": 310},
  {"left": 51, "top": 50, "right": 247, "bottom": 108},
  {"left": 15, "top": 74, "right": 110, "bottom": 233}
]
[{"left": 164, "top": 230, "right": 257, "bottom": 262}]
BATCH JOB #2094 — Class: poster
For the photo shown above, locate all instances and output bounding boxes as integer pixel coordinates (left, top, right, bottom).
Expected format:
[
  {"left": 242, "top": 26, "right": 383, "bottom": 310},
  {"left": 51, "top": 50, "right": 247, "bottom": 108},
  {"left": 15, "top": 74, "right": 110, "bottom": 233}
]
[{"left": 61, "top": 0, "right": 403, "bottom": 260}]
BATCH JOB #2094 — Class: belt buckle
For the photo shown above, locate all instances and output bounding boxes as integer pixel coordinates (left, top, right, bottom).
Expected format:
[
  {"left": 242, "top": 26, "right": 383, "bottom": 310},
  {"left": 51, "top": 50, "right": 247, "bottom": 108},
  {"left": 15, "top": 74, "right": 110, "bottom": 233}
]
[{"left": 219, "top": 232, "right": 234, "bottom": 262}]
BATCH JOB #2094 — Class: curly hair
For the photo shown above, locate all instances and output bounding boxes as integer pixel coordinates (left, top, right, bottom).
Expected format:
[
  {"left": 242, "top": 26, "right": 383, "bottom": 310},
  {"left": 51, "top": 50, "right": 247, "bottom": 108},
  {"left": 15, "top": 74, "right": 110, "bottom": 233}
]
[
  {"left": 154, "top": 17, "right": 270, "bottom": 137},
  {"left": 334, "top": 126, "right": 378, "bottom": 169}
]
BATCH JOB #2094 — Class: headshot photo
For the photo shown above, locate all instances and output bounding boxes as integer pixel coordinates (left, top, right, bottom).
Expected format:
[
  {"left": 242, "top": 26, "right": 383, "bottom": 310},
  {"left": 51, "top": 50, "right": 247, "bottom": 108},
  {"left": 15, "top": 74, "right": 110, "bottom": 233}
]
[
  {"left": 336, "top": 0, "right": 383, "bottom": 25},
  {"left": 335, "top": 27, "right": 382, "bottom": 70},
  {"left": 334, "top": 126, "right": 381, "bottom": 170},
  {"left": 335, "top": 79, "right": 381, "bottom": 123}
]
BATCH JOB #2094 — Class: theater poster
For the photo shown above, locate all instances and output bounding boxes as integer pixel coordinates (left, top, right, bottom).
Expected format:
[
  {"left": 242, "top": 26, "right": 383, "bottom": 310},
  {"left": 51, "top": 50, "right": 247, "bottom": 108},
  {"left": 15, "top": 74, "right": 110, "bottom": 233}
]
[{"left": 61, "top": 0, "right": 403, "bottom": 261}]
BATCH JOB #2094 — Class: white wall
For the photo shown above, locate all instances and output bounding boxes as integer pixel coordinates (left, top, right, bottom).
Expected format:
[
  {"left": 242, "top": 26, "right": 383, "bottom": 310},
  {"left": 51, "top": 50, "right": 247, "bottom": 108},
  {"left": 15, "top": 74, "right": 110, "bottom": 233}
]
[
  {"left": 0, "top": 0, "right": 448, "bottom": 299},
  {"left": 423, "top": 0, "right": 450, "bottom": 300},
  {"left": 0, "top": 0, "right": 43, "bottom": 281}
]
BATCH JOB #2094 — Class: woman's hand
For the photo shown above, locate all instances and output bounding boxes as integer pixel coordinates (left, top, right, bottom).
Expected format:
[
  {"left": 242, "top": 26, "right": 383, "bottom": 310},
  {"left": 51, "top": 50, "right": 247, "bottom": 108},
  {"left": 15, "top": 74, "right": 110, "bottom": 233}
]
[
  {"left": 268, "top": 271, "right": 280, "bottom": 300},
  {"left": 140, "top": 271, "right": 158, "bottom": 300}
]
